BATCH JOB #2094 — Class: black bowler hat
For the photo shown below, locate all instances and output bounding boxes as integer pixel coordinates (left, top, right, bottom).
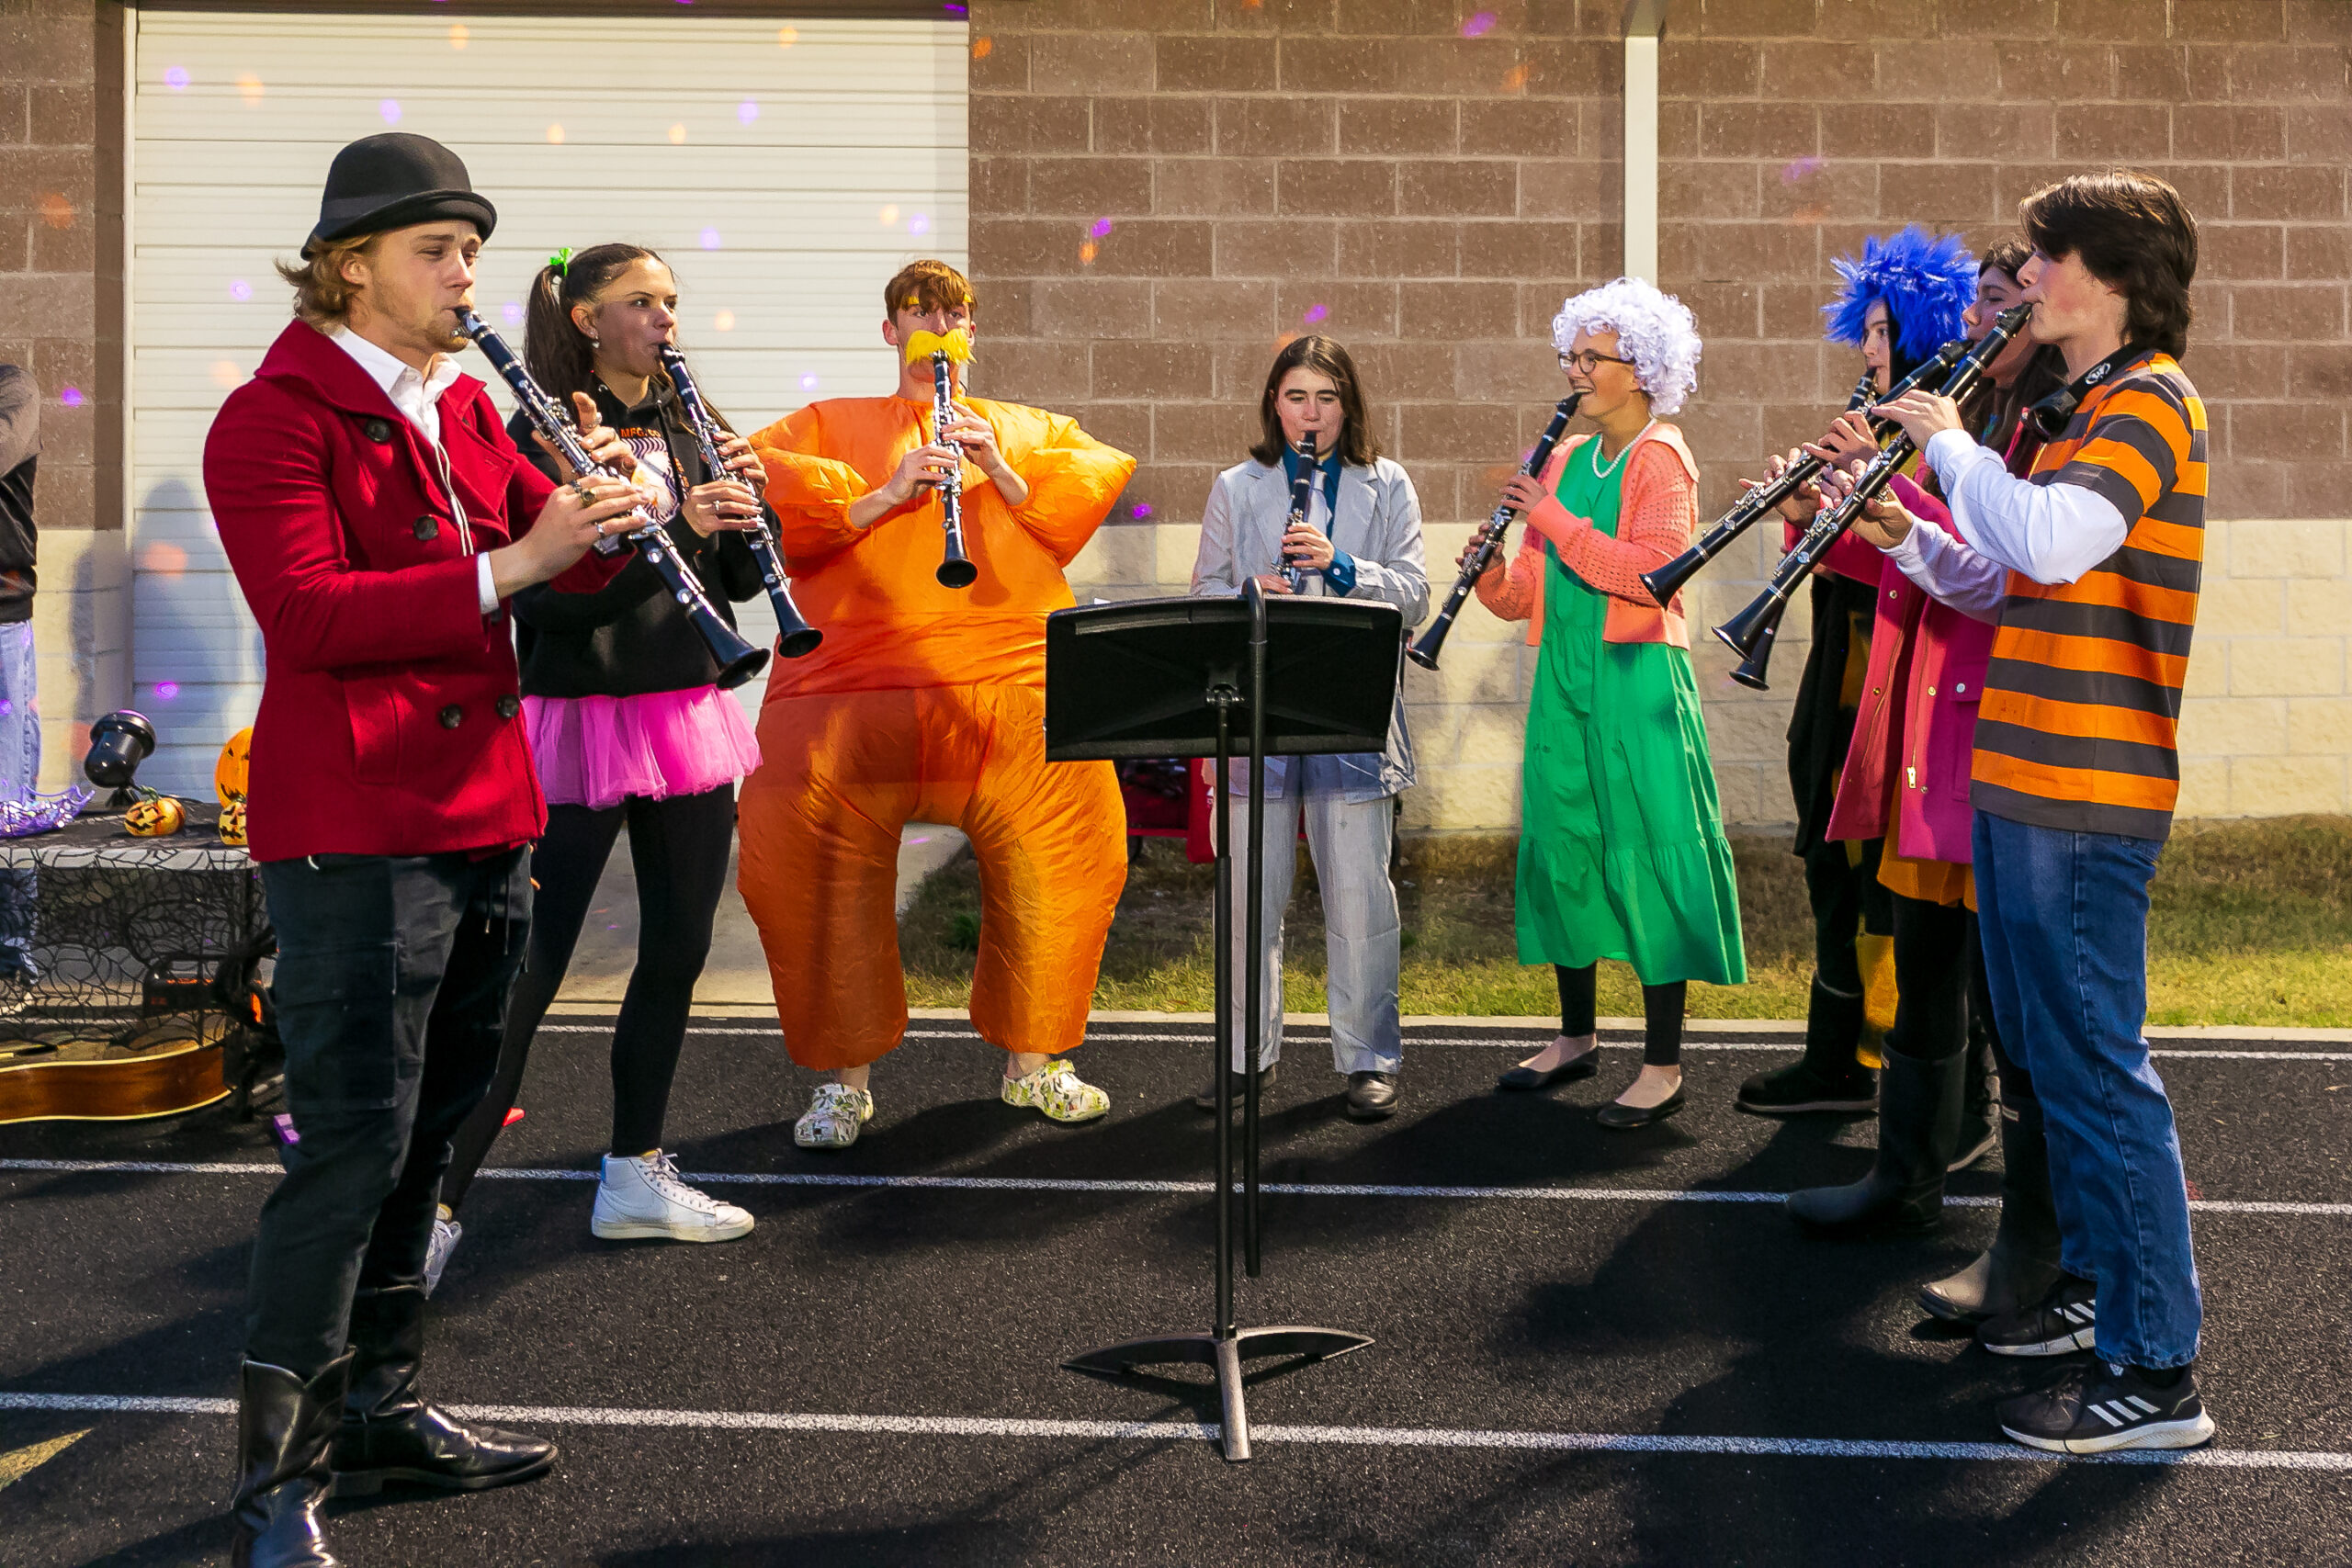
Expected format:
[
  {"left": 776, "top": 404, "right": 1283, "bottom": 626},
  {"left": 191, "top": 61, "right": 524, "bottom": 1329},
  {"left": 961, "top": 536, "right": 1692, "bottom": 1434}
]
[{"left": 302, "top": 132, "right": 497, "bottom": 257}]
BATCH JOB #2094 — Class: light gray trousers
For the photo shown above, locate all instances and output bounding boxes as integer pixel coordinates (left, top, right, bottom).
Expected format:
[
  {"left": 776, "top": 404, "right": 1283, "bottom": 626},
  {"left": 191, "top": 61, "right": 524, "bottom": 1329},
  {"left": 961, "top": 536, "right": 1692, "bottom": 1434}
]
[{"left": 1218, "top": 787, "right": 1403, "bottom": 1076}]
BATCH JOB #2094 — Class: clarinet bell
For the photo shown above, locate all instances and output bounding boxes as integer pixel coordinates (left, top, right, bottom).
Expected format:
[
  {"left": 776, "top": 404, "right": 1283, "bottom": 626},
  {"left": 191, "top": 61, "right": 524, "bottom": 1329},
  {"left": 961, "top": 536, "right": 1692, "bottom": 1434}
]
[
  {"left": 937, "top": 545, "right": 978, "bottom": 590},
  {"left": 775, "top": 618, "right": 823, "bottom": 660},
  {"left": 1712, "top": 592, "right": 1787, "bottom": 693},
  {"left": 697, "top": 613, "right": 771, "bottom": 691}
]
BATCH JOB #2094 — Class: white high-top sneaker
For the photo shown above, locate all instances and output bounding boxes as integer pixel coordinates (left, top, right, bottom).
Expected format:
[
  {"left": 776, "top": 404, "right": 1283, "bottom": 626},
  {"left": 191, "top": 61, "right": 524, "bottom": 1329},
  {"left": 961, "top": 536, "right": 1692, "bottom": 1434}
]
[{"left": 591, "top": 1151, "right": 754, "bottom": 1242}]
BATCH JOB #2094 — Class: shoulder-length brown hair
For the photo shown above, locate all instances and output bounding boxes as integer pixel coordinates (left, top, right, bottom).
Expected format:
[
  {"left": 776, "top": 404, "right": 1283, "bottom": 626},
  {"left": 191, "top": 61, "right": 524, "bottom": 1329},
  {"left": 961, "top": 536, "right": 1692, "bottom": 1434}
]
[
  {"left": 276, "top": 233, "right": 379, "bottom": 328},
  {"left": 2019, "top": 170, "right": 2199, "bottom": 358},
  {"left": 1250, "top": 334, "right": 1379, "bottom": 468}
]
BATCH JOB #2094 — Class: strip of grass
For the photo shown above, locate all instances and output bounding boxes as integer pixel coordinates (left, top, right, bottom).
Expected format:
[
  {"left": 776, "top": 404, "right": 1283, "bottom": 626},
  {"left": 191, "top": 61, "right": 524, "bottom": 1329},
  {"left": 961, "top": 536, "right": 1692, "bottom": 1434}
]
[{"left": 899, "top": 816, "right": 2352, "bottom": 1028}]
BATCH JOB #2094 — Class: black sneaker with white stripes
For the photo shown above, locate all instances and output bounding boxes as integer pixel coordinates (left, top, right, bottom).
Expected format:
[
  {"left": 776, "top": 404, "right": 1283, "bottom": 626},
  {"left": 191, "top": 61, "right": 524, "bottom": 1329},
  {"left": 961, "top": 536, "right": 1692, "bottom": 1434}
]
[
  {"left": 1997, "top": 1360, "right": 2216, "bottom": 1454},
  {"left": 1978, "top": 1272, "right": 2096, "bottom": 1357}
]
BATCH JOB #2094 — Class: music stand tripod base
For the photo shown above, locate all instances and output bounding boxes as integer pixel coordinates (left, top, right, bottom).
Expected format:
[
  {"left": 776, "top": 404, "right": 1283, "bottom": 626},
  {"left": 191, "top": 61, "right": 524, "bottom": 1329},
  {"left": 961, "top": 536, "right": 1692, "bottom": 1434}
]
[{"left": 1062, "top": 1326, "right": 1374, "bottom": 1463}]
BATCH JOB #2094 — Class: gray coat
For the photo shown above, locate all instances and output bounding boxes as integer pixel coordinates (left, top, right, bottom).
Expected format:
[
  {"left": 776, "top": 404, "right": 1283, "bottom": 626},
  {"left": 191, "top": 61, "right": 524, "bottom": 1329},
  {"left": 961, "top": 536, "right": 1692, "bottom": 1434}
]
[{"left": 1191, "top": 455, "right": 1430, "bottom": 801}]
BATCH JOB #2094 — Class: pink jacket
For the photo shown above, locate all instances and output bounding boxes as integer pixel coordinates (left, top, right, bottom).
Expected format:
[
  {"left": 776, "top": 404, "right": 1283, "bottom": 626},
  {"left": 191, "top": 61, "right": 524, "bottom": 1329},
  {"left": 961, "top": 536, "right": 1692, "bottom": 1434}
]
[
  {"left": 1821, "top": 472, "right": 1995, "bottom": 865},
  {"left": 1472, "top": 424, "right": 1697, "bottom": 648}
]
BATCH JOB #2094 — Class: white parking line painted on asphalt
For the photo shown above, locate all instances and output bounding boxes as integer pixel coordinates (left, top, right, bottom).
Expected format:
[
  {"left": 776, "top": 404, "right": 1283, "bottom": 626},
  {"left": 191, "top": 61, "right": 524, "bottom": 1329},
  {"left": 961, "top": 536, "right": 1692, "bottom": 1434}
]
[
  {"left": 535, "top": 1025, "right": 2352, "bottom": 1062},
  {"left": 0, "top": 1392, "right": 2343, "bottom": 1470},
  {"left": 6, "top": 1160, "right": 2346, "bottom": 1215}
]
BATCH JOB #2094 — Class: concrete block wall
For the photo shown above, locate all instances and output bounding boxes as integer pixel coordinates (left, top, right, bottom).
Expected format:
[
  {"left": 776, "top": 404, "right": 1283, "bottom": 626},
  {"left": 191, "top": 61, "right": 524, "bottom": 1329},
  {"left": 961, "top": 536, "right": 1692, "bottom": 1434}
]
[{"left": 986, "top": 0, "right": 2352, "bottom": 830}]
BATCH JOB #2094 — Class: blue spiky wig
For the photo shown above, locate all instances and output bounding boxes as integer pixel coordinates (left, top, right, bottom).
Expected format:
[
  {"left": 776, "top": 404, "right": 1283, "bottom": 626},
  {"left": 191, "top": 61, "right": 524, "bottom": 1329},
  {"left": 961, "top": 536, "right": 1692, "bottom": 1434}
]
[{"left": 1822, "top": 227, "right": 1977, "bottom": 364}]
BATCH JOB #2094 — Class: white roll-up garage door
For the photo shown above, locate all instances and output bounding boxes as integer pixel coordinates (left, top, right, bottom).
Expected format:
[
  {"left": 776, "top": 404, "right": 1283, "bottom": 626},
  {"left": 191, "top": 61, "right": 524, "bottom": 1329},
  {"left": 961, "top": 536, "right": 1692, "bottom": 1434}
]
[{"left": 130, "top": 9, "right": 967, "bottom": 791}]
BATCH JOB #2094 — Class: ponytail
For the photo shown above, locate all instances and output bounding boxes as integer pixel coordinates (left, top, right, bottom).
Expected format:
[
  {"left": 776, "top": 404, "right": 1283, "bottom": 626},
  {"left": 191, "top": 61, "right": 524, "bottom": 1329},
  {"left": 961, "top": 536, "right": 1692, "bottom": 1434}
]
[{"left": 520, "top": 241, "right": 662, "bottom": 405}]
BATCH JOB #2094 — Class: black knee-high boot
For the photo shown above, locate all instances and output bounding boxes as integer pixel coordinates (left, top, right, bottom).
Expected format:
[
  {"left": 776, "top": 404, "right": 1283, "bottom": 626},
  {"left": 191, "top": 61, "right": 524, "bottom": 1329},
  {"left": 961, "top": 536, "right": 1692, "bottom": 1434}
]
[
  {"left": 1736, "top": 976, "right": 1876, "bottom": 1115},
  {"left": 1918, "top": 1096, "right": 2063, "bottom": 1322},
  {"left": 231, "top": 1355, "right": 348, "bottom": 1568},
  {"left": 331, "top": 1284, "right": 557, "bottom": 1495},
  {"left": 1785, "top": 1048, "right": 1962, "bottom": 1234},
  {"left": 1949, "top": 1014, "right": 2001, "bottom": 1172}
]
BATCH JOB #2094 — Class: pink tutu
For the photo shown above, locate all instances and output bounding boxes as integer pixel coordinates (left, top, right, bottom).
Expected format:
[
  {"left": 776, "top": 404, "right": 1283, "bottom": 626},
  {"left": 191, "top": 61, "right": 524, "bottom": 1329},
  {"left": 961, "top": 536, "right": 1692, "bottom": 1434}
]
[{"left": 526, "top": 686, "right": 763, "bottom": 811}]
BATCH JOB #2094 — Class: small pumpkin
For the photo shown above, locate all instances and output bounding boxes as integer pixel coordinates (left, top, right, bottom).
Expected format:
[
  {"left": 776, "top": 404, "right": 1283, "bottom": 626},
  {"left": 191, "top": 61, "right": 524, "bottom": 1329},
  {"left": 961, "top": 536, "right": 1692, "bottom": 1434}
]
[
  {"left": 126, "top": 795, "right": 187, "bottom": 837},
  {"left": 219, "top": 797, "right": 248, "bottom": 848},
  {"left": 216, "top": 728, "right": 254, "bottom": 807}
]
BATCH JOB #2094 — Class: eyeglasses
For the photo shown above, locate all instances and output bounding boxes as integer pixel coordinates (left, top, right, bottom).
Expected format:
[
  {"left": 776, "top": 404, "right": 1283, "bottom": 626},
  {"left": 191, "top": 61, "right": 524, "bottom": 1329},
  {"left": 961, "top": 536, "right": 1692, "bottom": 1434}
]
[{"left": 1558, "top": 349, "right": 1635, "bottom": 375}]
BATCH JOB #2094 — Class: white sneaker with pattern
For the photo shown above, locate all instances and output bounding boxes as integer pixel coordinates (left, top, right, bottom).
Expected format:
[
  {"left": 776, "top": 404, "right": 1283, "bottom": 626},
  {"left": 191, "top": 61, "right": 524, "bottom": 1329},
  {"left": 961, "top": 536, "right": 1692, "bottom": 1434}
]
[
  {"left": 591, "top": 1151, "right": 754, "bottom": 1241},
  {"left": 1001, "top": 1058, "right": 1111, "bottom": 1123},
  {"left": 794, "top": 1082, "right": 876, "bottom": 1150}
]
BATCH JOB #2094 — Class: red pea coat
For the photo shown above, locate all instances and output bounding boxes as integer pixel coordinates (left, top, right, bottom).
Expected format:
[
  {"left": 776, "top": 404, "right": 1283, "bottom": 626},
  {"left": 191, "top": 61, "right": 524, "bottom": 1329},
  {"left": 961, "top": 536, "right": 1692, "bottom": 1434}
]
[{"left": 205, "top": 320, "right": 611, "bottom": 862}]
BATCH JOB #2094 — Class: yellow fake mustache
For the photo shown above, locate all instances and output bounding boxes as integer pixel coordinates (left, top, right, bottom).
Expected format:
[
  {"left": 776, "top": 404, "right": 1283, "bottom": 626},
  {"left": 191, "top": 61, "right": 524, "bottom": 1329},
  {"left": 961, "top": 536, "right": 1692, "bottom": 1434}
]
[{"left": 902, "top": 327, "right": 974, "bottom": 367}]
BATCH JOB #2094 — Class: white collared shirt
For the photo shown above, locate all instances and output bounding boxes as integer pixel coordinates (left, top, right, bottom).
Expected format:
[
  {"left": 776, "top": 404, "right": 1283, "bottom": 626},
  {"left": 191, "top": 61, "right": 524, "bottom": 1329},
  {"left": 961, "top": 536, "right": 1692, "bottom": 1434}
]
[{"left": 329, "top": 326, "right": 499, "bottom": 615}]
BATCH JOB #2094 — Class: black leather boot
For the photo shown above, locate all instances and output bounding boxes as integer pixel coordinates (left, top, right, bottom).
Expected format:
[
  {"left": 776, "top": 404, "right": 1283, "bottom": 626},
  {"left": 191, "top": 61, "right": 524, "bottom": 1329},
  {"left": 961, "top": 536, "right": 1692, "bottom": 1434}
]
[
  {"left": 1949, "top": 1021, "right": 2001, "bottom": 1171},
  {"left": 1786, "top": 1049, "right": 1962, "bottom": 1234},
  {"left": 1919, "top": 1096, "right": 2064, "bottom": 1323},
  {"left": 231, "top": 1354, "right": 348, "bottom": 1568},
  {"left": 1736, "top": 976, "right": 1876, "bottom": 1115},
  {"left": 331, "top": 1284, "right": 557, "bottom": 1495}
]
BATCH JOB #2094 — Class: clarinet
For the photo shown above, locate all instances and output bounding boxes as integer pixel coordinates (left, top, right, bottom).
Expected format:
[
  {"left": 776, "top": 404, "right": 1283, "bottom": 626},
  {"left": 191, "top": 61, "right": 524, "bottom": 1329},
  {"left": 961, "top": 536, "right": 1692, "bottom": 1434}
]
[
  {"left": 1639, "top": 340, "right": 1970, "bottom": 609},
  {"left": 656, "top": 343, "right": 822, "bottom": 660},
  {"left": 931, "top": 353, "right": 978, "bottom": 589},
  {"left": 457, "top": 309, "right": 769, "bottom": 691},
  {"left": 1406, "top": 392, "right": 1581, "bottom": 671},
  {"left": 1711, "top": 304, "right": 2031, "bottom": 691},
  {"left": 1281, "top": 430, "right": 1319, "bottom": 594}
]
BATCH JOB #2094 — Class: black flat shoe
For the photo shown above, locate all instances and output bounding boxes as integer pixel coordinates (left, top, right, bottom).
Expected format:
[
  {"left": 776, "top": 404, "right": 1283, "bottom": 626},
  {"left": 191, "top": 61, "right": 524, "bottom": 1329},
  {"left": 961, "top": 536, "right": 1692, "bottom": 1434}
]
[
  {"left": 1497, "top": 1049, "right": 1600, "bottom": 1091},
  {"left": 1344, "top": 1070, "right": 1398, "bottom": 1121},
  {"left": 1596, "top": 1085, "right": 1686, "bottom": 1130},
  {"left": 1192, "top": 1063, "right": 1276, "bottom": 1112}
]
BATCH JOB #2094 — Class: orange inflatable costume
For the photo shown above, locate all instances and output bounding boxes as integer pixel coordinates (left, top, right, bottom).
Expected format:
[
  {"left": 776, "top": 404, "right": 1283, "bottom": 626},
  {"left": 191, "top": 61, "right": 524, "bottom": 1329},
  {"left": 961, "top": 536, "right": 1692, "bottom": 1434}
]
[{"left": 741, "top": 388, "right": 1135, "bottom": 1072}]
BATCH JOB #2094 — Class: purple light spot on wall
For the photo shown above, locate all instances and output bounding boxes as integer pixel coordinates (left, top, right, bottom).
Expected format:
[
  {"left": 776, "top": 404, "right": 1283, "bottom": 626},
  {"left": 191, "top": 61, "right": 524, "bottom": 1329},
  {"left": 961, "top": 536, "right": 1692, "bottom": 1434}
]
[
  {"left": 701, "top": 227, "right": 722, "bottom": 250},
  {"left": 737, "top": 99, "right": 760, "bottom": 126},
  {"left": 909, "top": 213, "right": 931, "bottom": 235},
  {"left": 800, "top": 373, "right": 820, "bottom": 390},
  {"left": 59, "top": 387, "right": 84, "bottom": 408},
  {"left": 0, "top": 700, "right": 11, "bottom": 715},
  {"left": 1781, "top": 156, "right": 1822, "bottom": 183},
  {"left": 1131, "top": 502, "right": 1153, "bottom": 519},
  {"left": 1090, "top": 217, "right": 1115, "bottom": 239},
  {"left": 164, "top": 66, "right": 190, "bottom": 91},
  {"left": 1303, "top": 303, "right": 1329, "bottom": 324},
  {"left": 1462, "top": 11, "right": 1497, "bottom": 36},
  {"left": 379, "top": 98, "right": 401, "bottom": 124},
  {"left": 156, "top": 682, "right": 180, "bottom": 700},
  {"left": 502, "top": 301, "right": 524, "bottom": 325},
  {"left": 230, "top": 279, "right": 252, "bottom": 301}
]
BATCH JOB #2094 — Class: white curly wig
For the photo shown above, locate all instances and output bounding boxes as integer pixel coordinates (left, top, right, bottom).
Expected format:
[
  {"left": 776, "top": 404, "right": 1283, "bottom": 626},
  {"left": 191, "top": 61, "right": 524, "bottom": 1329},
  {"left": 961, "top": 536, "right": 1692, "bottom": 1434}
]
[{"left": 1550, "top": 277, "right": 1702, "bottom": 417}]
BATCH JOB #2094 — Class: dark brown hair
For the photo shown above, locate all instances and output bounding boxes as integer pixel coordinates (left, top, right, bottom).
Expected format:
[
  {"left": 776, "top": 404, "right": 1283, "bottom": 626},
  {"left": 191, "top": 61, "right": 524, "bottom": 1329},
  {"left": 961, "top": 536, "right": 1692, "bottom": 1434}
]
[
  {"left": 2019, "top": 170, "right": 2199, "bottom": 358},
  {"left": 523, "top": 242, "right": 666, "bottom": 403},
  {"left": 277, "top": 233, "right": 379, "bottom": 328},
  {"left": 885, "top": 258, "right": 973, "bottom": 320},
  {"left": 1250, "top": 335, "right": 1379, "bottom": 468},
  {"left": 1970, "top": 242, "right": 2072, "bottom": 457}
]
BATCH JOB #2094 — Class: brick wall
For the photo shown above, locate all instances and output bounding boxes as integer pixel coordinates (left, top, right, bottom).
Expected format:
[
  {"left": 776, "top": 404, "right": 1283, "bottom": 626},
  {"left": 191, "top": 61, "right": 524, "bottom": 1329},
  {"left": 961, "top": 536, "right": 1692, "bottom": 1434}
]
[
  {"left": 2, "top": 0, "right": 129, "bottom": 788},
  {"left": 974, "top": 0, "right": 2352, "bottom": 827}
]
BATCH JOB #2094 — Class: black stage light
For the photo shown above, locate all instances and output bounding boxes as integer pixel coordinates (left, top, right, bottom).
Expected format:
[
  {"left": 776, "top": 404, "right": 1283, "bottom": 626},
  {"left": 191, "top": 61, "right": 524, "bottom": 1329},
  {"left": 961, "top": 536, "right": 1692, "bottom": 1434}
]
[{"left": 85, "top": 710, "right": 157, "bottom": 791}]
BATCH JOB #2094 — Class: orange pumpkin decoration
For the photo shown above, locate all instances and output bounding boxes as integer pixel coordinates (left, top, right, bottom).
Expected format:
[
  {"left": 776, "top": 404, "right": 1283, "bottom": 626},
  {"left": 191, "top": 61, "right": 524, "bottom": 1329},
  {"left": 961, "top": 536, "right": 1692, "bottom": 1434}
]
[
  {"left": 219, "top": 798, "right": 248, "bottom": 848},
  {"left": 126, "top": 795, "right": 187, "bottom": 837},
  {"left": 216, "top": 728, "right": 253, "bottom": 807}
]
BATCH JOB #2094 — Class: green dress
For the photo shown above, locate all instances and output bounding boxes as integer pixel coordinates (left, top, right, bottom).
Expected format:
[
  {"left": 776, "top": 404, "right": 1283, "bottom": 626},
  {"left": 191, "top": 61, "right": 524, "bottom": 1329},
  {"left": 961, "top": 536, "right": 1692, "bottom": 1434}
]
[{"left": 1515, "top": 435, "right": 1747, "bottom": 986}]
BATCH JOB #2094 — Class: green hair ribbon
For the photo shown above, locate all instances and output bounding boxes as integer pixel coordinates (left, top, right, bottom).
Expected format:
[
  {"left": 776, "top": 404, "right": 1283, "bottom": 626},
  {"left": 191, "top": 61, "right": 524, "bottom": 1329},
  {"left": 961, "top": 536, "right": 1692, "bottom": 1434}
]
[{"left": 547, "top": 245, "right": 574, "bottom": 276}]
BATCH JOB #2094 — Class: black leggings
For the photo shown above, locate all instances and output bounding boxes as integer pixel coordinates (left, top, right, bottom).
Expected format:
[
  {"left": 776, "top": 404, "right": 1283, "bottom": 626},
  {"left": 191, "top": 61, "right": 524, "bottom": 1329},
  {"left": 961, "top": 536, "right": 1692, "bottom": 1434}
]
[
  {"left": 441, "top": 784, "right": 737, "bottom": 1212},
  {"left": 1556, "top": 964, "right": 1687, "bottom": 1068},
  {"left": 1804, "top": 835, "right": 1893, "bottom": 997}
]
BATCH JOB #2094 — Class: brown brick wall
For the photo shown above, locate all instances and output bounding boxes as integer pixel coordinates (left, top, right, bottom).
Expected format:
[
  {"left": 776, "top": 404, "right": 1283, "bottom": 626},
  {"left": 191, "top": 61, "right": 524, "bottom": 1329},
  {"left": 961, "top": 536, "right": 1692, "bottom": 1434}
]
[
  {"left": 969, "top": 0, "right": 2352, "bottom": 527},
  {"left": 0, "top": 0, "right": 119, "bottom": 539}
]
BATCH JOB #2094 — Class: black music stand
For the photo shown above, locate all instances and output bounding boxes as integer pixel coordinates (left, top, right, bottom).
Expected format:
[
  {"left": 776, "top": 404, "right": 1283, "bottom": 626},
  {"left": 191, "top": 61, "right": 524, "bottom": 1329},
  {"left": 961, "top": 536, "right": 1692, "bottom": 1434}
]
[{"left": 1044, "top": 579, "right": 1402, "bottom": 1461}]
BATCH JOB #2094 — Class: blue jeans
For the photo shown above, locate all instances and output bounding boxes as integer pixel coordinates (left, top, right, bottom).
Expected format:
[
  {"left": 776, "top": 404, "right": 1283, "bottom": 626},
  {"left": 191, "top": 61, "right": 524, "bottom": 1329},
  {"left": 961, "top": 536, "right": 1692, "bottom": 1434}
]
[
  {"left": 0, "top": 622, "right": 38, "bottom": 980},
  {"left": 1972, "top": 808, "right": 2201, "bottom": 1369}
]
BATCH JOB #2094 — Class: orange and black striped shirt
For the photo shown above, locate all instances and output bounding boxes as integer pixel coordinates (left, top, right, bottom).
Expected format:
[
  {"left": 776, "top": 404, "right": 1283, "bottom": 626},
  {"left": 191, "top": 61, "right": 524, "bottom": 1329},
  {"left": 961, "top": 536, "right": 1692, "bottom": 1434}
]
[{"left": 1972, "top": 355, "right": 2207, "bottom": 840}]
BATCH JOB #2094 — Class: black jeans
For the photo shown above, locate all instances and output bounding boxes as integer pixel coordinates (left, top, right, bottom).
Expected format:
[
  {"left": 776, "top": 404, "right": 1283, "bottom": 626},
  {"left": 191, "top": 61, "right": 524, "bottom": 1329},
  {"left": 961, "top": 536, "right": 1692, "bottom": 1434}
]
[
  {"left": 442, "top": 786, "right": 735, "bottom": 1209},
  {"left": 244, "top": 850, "right": 531, "bottom": 1378},
  {"left": 1804, "top": 835, "right": 1891, "bottom": 997}
]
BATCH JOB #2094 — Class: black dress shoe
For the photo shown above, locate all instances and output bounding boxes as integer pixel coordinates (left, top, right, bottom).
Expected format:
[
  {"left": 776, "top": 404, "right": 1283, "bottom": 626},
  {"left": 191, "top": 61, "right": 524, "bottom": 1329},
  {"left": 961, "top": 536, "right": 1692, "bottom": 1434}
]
[
  {"left": 332, "top": 1285, "right": 556, "bottom": 1495},
  {"left": 1344, "top": 1070, "right": 1398, "bottom": 1121},
  {"left": 1596, "top": 1083, "right": 1686, "bottom": 1129},
  {"left": 1497, "top": 1048, "right": 1600, "bottom": 1091},
  {"left": 1192, "top": 1062, "right": 1276, "bottom": 1112}
]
